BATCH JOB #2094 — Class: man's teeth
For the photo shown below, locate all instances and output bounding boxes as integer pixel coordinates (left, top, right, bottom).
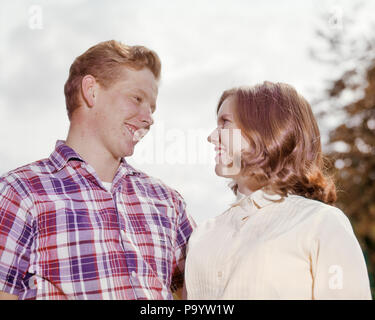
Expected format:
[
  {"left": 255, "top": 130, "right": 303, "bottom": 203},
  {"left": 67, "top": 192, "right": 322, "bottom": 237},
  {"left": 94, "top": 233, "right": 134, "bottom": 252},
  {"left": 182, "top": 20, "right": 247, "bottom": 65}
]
[
  {"left": 126, "top": 125, "right": 136, "bottom": 135},
  {"left": 125, "top": 124, "right": 149, "bottom": 142},
  {"left": 133, "top": 128, "right": 148, "bottom": 142}
]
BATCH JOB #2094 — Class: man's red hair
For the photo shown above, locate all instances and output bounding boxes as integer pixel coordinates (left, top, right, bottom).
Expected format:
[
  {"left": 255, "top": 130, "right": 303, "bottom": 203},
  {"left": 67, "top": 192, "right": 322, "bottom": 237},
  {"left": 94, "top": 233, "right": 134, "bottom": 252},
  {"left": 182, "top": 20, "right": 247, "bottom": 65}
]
[{"left": 64, "top": 40, "right": 161, "bottom": 119}]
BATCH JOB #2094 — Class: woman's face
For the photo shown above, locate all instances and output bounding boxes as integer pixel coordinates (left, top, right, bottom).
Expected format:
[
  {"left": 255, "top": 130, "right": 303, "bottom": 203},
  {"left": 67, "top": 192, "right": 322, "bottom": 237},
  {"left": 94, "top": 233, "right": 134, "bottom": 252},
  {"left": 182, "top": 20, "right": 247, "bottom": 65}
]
[{"left": 207, "top": 96, "right": 251, "bottom": 178}]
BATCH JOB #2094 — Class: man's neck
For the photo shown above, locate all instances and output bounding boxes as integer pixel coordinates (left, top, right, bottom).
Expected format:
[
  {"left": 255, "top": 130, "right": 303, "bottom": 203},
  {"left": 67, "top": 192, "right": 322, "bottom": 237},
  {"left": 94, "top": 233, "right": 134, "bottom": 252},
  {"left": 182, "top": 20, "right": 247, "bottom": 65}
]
[{"left": 65, "top": 126, "right": 120, "bottom": 183}]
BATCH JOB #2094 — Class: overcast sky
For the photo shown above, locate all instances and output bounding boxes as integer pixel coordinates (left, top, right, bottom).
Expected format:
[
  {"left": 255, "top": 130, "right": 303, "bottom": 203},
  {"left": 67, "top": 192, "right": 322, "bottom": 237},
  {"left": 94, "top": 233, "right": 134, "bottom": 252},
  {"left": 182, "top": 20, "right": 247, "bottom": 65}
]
[{"left": 0, "top": 0, "right": 374, "bottom": 224}]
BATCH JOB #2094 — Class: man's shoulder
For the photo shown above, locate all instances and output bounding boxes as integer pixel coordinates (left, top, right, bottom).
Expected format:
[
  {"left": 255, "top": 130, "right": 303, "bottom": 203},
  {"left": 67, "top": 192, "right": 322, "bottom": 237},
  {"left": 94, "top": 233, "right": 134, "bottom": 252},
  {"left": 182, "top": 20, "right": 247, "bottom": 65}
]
[
  {"left": 0, "top": 158, "right": 55, "bottom": 193},
  {"left": 131, "top": 167, "right": 185, "bottom": 204},
  {"left": 131, "top": 169, "right": 195, "bottom": 228}
]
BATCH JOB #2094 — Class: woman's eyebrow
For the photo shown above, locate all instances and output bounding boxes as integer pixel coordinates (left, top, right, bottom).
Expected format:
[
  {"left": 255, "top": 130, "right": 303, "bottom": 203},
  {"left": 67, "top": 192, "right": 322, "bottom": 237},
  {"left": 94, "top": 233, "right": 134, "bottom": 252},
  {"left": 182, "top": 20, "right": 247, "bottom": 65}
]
[{"left": 218, "top": 113, "right": 232, "bottom": 121}]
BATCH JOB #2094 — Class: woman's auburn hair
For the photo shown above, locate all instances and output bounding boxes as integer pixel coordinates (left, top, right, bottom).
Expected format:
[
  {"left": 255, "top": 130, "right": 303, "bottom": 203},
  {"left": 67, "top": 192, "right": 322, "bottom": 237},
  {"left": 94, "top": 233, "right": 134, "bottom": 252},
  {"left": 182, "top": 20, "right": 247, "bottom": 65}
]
[{"left": 218, "top": 81, "right": 337, "bottom": 205}]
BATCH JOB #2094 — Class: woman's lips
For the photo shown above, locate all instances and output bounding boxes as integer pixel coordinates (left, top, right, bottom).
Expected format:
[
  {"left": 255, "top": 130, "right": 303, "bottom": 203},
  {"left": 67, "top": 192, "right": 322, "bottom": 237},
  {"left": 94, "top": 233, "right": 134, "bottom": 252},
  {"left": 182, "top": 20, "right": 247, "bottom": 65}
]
[{"left": 214, "top": 146, "right": 232, "bottom": 165}]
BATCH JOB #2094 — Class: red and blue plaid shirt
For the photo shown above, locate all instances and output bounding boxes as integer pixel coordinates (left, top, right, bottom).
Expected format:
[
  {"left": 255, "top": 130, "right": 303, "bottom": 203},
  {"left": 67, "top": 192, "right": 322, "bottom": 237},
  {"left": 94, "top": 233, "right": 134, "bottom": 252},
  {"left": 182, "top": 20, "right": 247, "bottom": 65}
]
[{"left": 0, "top": 141, "right": 195, "bottom": 299}]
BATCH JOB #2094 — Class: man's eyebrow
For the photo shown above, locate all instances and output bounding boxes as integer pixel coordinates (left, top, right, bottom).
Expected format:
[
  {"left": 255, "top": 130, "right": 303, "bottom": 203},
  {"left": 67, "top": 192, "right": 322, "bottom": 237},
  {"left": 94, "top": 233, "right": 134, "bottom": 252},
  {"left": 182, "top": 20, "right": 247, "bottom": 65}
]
[{"left": 133, "top": 88, "right": 148, "bottom": 97}]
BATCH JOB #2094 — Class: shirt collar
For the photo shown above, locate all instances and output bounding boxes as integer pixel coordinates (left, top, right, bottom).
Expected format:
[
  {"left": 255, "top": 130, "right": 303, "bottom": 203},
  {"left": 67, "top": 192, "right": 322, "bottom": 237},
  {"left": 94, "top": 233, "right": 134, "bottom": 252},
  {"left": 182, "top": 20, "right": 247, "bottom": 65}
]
[
  {"left": 118, "top": 157, "right": 141, "bottom": 177},
  {"left": 49, "top": 140, "right": 83, "bottom": 171},
  {"left": 231, "top": 188, "right": 285, "bottom": 210},
  {"left": 49, "top": 140, "right": 141, "bottom": 177}
]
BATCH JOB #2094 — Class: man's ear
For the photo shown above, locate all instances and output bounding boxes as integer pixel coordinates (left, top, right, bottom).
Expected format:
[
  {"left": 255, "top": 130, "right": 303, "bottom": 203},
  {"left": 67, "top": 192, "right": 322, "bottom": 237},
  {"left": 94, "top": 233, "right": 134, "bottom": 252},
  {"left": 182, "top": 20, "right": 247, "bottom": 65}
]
[{"left": 81, "top": 75, "right": 98, "bottom": 108}]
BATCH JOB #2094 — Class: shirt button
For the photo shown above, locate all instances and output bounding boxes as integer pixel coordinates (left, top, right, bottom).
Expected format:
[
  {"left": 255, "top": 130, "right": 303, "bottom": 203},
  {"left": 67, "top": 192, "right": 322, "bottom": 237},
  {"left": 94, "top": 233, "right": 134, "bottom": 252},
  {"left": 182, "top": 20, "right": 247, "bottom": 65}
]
[
  {"left": 131, "top": 271, "right": 137, "bottom": 278},
  {"left": 217, "top": 271, "right": 223, "bottom": 279}
]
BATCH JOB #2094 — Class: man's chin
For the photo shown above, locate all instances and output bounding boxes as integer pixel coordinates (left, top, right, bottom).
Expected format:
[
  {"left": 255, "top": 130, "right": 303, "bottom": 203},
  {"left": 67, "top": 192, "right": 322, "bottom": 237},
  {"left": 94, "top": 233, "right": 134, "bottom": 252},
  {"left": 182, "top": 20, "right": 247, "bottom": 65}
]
[
  {"left": 122, "top": 150, "right": 134, "bottom": 158},
  {"left": 118, "top": 144, "right": 135, "bottom": 158}
]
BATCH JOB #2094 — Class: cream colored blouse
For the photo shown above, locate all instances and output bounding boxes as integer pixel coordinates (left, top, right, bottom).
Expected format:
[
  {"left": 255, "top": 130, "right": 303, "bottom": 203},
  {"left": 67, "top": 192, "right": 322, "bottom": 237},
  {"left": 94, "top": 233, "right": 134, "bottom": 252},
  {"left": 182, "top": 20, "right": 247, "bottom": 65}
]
[{"left": 185, "top": 190, "right": 372, "bottom": 300}]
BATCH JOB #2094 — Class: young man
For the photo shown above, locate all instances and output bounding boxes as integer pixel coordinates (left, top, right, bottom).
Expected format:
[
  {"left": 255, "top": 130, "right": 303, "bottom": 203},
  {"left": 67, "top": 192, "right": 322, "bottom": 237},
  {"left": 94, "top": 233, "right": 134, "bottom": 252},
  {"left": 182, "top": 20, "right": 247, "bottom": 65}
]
[{"left": 0, "top": 40, "right": 195, "bottom": 300}]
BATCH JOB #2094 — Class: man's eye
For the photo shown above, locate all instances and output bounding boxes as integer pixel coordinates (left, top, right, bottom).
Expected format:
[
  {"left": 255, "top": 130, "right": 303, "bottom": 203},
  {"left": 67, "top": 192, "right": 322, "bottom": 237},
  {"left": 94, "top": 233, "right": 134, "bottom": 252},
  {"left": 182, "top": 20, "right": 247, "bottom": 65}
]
[{"left": 134, "top": 96, "right": 142, "bottom": 103}]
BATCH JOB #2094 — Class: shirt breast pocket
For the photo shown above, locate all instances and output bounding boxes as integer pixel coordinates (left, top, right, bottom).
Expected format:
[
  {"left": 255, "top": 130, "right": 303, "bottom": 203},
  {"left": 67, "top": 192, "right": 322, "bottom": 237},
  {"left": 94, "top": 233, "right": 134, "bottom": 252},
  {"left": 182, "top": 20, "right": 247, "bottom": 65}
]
[
  {"left": 140, "top": 212, "right": 176, "bottom": 282},
  {"left": 131, "top": 199, "right": 176, "bottom": 250},
  {"left": 146, "top": 222, "right": 174, "bottom": 248}
]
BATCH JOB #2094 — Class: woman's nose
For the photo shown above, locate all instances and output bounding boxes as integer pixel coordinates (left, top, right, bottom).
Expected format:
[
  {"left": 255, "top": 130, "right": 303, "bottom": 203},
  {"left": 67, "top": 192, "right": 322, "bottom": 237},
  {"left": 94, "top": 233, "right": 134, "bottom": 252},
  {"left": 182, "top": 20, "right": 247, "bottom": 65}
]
[{"left": 207, "top": 129, "right": 219, "bottom": 144}]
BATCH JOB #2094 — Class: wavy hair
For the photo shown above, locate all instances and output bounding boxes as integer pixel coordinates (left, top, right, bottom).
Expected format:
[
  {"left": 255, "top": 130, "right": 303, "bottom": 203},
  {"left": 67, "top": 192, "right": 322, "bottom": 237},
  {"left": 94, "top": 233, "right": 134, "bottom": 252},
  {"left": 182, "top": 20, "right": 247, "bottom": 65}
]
[
  {"left": 217, "top": 81, "right": 336, "bottom": 205},
  {"left": 64, "top": 40, "right": 161, "bottom": 120}
]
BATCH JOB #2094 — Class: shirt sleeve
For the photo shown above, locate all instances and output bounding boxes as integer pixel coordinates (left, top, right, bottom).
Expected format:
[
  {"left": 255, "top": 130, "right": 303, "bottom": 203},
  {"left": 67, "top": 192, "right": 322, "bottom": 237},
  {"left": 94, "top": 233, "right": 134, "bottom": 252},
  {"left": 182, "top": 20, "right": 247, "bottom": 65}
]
[
  {"left": 310, "top": 207, "right": 372, "bottom": 300},
  {"left": 0, "top": 180, "right": 34, "bottom": 296},
  {"left": 170, "top": 193, "right": 196, "bottom": 294}
]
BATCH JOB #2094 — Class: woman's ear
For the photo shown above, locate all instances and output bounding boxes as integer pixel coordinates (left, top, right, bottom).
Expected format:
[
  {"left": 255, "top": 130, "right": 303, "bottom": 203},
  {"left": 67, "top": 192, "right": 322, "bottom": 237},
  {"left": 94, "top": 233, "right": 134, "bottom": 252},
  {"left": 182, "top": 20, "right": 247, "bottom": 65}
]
[{"left": 81, "top": 75, "right": 97, "bottom": 108}]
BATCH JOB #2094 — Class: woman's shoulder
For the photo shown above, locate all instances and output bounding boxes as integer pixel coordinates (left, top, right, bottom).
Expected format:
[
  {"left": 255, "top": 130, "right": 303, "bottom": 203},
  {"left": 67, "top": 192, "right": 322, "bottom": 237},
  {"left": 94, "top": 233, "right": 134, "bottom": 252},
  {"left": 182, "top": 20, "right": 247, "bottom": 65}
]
[
  {"left": 285, "top": 194, "right": 344, "bottom": 215},
  {"left": 285, "top": 194, "right": 354, "bottom": 235},
  {"left": 196, "top": 207, "right": 232, "bottom": 226},
  {"left": 189, "top": 207, "right": 233, "bottom": 236}
]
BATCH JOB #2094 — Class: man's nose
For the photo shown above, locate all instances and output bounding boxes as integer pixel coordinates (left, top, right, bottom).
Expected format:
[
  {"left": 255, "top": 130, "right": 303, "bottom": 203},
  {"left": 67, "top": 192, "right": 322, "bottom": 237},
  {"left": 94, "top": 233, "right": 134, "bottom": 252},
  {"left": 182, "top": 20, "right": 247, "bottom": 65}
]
[
  {"left": 140, "top": 107, "right": 154, "bottom": 127},
  {"left": 143, "top": 115, "right": 154, "bottom": 127}
]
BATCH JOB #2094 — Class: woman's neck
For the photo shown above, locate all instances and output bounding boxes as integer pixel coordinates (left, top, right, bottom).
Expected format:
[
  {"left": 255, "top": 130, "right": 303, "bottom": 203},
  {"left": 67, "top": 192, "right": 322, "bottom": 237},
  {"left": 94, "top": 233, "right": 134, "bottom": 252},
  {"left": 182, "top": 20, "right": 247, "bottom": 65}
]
[{"left": 235, "top": 175, "right": 261, "bottom": 196}]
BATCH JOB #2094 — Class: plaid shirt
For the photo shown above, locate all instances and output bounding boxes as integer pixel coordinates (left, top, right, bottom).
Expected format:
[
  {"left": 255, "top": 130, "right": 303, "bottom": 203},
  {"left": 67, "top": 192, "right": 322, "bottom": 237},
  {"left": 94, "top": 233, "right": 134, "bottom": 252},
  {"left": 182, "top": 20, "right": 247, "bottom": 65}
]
[{"left": 0, "top": 141, "right": 194, "bottom": 299}]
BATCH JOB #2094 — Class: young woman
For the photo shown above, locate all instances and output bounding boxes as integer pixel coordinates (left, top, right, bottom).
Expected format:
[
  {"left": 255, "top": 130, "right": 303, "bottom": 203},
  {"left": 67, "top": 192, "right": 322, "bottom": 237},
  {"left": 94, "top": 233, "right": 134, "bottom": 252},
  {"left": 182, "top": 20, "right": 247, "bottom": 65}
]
[{"left": 185, "top": 81, "right": 372, "bottom": 299}]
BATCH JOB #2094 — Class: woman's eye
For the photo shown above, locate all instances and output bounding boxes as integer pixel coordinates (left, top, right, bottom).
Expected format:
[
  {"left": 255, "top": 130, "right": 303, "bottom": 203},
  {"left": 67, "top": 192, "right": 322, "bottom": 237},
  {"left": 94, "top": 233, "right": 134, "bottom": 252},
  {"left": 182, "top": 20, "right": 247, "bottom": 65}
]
[
  {"left": 217, "top": 118, "right": 230, "bottom": 128},
  {"left": 134, "top": 96, "right": 142, "bottom": 103}
]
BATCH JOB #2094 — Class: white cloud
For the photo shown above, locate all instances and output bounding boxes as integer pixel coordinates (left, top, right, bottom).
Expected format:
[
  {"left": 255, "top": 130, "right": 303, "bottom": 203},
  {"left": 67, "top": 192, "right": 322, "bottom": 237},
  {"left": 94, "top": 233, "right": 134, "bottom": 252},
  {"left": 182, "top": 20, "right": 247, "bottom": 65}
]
[{"left": 1, "top": 0, "right": 374, "bottom": 224}]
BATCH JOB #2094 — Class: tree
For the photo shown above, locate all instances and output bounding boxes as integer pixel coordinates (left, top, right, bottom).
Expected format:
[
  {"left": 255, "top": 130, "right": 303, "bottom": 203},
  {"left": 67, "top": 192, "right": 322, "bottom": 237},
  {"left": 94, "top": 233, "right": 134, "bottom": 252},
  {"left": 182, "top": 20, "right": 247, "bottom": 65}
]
[
  {"left": 327, "top": 62, "right": 375, "bottom": 297},
  {"left": 311, "top": 3, "right": 375, "bottom": 297}
]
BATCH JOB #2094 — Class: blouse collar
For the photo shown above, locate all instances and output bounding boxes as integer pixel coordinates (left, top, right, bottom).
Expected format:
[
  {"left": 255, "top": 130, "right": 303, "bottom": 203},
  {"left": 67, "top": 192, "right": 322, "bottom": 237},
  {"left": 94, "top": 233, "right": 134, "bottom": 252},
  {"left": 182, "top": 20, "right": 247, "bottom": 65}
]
[{"left": 231, "top": 188, "right": 285, "bottom": 210}]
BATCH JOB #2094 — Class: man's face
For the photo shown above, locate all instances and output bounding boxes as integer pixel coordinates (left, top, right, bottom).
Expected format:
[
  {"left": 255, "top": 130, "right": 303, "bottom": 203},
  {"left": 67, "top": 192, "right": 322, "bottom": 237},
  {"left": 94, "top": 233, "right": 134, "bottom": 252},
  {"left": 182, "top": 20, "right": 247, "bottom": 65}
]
[{"left": 92, "top": 66, "right": 158, "bottom": 159}]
